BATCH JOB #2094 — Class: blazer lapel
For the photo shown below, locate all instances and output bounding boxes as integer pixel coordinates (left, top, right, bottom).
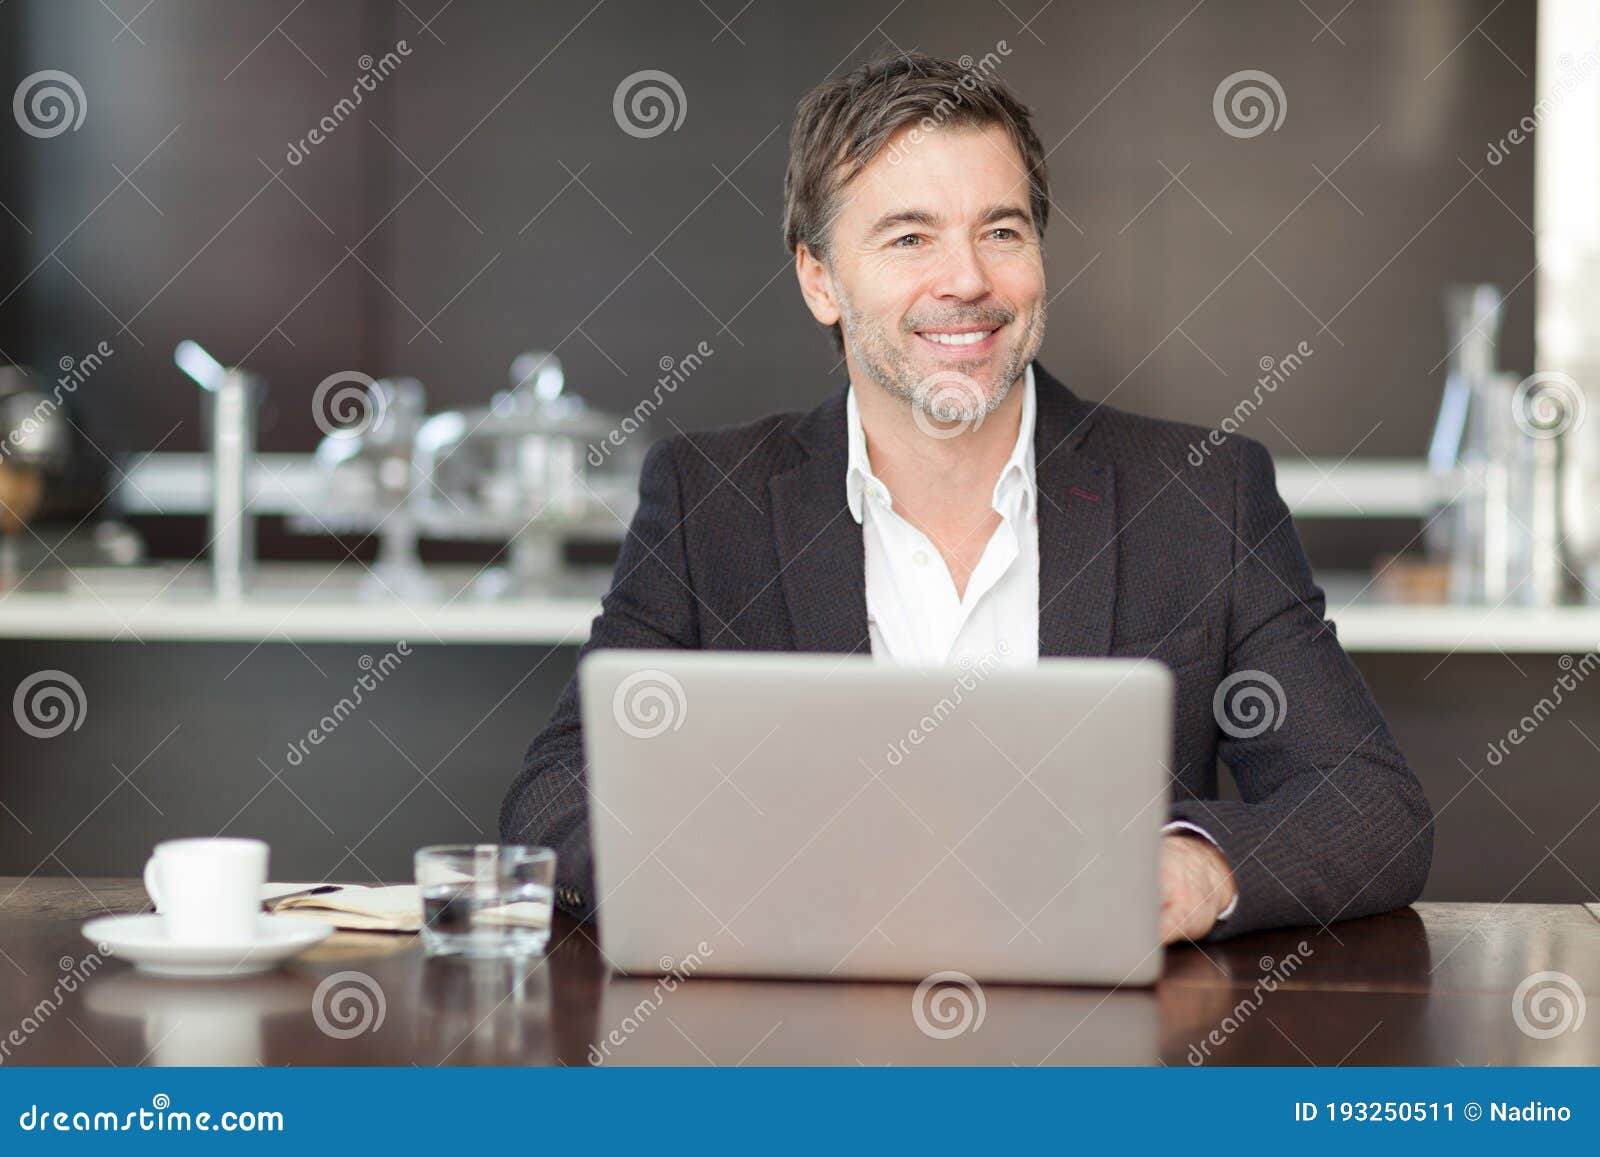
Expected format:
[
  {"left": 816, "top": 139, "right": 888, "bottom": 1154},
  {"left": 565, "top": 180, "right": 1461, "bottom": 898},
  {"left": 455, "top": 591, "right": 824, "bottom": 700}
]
[
  {"left": 1033, "top": 364, "right": 1118, "bottom": 658},
  {"left": 767, "top": 366, "right": 1118, "bottom": 660},
  {"left": 769, "top": 386, "right": 872, "bottom": 654}
]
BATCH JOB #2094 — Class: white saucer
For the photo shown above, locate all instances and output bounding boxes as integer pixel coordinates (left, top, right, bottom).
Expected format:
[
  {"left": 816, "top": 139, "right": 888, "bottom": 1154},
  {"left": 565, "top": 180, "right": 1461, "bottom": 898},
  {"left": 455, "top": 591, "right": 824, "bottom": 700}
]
[{"left": 82, "top": 914, "right": 333, "bottom": 978}]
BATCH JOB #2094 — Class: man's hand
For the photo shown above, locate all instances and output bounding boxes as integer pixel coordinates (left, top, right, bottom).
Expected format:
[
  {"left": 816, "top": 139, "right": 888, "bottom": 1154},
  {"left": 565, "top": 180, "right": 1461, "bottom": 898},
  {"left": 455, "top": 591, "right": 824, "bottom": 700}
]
[{"left": 1160, "top": 833, "right": 1237, "bottom": 944}]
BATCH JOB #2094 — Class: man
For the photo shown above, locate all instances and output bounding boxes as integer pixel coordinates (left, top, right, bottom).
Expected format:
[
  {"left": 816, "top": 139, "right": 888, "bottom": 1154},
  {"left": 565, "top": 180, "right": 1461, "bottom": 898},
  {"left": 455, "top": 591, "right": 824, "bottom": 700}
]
[{"left": 501, "top": 54, "right": 1432, "bottom": 943}]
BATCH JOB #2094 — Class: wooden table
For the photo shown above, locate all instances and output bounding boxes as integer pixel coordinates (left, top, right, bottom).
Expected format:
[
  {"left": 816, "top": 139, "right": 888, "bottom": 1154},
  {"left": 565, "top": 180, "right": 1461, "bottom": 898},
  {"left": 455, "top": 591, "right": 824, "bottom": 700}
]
[{"left": 2, "top": 879, "right": 1596, "bottom": 1066}]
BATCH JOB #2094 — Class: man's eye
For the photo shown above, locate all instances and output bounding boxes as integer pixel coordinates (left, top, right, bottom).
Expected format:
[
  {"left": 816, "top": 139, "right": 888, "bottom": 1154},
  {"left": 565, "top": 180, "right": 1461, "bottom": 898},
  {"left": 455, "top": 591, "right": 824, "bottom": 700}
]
[
  {"left": 891, "top": 234, "right": 922, "bottom": 248},
  {"left": 989, "top": 227, "right": 1018, "bottom": 240}
]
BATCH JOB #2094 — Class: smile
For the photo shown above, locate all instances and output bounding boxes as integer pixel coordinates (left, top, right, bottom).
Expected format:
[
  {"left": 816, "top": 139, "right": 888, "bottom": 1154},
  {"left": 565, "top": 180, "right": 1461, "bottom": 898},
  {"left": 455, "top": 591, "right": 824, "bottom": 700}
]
[{"left": 914, "top": 327, "right": 1000, "bottom": 349}]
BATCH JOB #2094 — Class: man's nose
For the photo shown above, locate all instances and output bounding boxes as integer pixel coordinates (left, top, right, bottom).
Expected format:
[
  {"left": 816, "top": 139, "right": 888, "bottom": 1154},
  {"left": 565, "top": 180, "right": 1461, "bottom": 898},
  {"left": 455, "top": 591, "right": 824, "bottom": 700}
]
[{"left": 928, "top": 239, "right": 992, "bottom": 301}]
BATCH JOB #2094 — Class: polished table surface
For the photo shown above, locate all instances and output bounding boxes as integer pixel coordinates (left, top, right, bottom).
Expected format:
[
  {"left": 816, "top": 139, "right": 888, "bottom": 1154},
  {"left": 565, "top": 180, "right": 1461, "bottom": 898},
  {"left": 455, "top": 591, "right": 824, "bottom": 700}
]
[{"left": 2, "top": 879, "right": 1597, "bottom": 1066}]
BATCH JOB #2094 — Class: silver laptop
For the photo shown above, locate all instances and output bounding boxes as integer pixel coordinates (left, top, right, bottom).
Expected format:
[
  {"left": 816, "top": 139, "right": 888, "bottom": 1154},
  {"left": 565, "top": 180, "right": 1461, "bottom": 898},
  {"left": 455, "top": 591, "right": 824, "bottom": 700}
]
[{"left": 579, "top": 650, "right": 1172, "bottom": 986}]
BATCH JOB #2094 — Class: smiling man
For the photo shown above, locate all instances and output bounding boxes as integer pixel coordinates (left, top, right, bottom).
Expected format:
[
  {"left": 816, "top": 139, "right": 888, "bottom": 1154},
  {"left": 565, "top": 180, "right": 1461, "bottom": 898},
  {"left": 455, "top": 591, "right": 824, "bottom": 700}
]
[{"left": 502, "top": 54, "right": 1433, "bottom": 942}]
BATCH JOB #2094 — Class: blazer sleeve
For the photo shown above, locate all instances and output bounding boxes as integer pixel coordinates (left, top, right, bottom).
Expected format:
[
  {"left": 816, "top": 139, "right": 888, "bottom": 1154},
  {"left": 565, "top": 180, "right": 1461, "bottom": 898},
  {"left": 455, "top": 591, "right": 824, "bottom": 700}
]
[
  {"left": 1166, "top": 437, "right": 1434, "bottom": 939},
  {"left": 498, "top": 436, "right": 698, "bottom": 917}
]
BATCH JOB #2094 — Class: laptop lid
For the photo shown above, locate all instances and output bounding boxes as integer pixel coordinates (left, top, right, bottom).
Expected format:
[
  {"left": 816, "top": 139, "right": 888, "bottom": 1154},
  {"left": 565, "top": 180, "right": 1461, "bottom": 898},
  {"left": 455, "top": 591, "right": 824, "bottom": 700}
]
[{"left": 579, "top": 650, "right": 1172, "bottom": 986}]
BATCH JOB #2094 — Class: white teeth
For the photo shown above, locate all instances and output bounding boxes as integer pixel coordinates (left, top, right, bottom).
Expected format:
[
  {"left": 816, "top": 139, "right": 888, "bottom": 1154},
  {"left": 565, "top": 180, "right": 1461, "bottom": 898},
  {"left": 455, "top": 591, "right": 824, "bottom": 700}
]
[{"left": 921, "top": 330, "right": 994, "bottom": 346}]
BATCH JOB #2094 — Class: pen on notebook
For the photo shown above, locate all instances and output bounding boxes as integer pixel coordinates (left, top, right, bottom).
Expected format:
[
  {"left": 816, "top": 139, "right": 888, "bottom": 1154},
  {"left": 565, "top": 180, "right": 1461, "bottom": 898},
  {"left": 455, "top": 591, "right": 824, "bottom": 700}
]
[
  {"left": 261, "top": 884, "right": 343, "bottom": 912},
  {"left": 146, "top": 883, "right": 345, "bottom": 915}
]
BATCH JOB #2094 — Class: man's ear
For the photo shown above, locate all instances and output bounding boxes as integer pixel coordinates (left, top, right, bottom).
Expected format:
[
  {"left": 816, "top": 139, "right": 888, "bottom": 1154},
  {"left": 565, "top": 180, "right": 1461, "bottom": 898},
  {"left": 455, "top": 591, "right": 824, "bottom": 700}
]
[{"left": 794, "top": 244, "right": 841, "bottom": 328}]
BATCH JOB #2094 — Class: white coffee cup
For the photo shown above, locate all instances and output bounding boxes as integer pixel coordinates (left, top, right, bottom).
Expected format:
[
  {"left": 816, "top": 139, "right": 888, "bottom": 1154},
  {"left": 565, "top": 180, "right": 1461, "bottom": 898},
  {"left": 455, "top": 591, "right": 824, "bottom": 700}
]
[{"left": 143, "top": 837, "right": 268, "bottom": 945}]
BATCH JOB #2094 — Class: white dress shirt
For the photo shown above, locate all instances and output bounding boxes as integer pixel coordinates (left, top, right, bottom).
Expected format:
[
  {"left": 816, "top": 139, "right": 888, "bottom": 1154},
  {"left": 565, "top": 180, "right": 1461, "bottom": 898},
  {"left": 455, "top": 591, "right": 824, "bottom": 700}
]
[
  {"left": 844, "top": 361, "right": 1235, "bottom": 923},
  {"left": 846, "top": 364, "right": 1040, "bottom": 669}
]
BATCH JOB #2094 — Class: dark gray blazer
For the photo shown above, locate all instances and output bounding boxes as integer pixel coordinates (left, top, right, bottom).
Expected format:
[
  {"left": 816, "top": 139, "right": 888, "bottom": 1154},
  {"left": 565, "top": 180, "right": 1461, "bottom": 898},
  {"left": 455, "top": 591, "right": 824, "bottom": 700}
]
[{"left": 500, "top": 363, "right": 1433, "bottom": 939}]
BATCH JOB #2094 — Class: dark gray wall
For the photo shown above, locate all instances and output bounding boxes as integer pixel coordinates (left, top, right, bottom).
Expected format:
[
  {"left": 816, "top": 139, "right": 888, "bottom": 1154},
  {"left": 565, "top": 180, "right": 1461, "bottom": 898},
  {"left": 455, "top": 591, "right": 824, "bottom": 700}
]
[
  {"left": 2, "top": 641, "right": 1597, "bottom": 911},
  {"left": 0, "top": 1, "right": 21, "bottom": 368},
  {"left": 0, "top": 641, "right": 573, "bottom": 888},
  {"left": 5, "top": 0, "right": 1535, "bottom": 465}
]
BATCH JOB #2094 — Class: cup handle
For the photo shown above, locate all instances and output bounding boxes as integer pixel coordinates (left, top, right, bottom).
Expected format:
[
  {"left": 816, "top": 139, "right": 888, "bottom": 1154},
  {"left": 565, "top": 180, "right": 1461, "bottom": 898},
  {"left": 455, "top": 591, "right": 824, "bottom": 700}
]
[{"left": 142, "top": 856, "right": 163, "bottom": 913}]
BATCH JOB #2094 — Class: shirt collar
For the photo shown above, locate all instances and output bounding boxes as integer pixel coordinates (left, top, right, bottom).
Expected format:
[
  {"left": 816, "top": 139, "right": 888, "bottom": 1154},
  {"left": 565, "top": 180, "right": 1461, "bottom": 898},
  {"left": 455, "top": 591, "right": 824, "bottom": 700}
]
[{"left": 845, "top": 362, "right": 1037, "bottom": 524}]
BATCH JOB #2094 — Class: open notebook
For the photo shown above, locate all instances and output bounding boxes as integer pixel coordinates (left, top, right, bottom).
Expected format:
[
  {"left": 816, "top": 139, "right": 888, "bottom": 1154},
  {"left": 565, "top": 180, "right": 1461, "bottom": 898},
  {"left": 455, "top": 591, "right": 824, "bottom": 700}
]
[{"left": 261, "top": 883, "right": 550, "bottom": 933}]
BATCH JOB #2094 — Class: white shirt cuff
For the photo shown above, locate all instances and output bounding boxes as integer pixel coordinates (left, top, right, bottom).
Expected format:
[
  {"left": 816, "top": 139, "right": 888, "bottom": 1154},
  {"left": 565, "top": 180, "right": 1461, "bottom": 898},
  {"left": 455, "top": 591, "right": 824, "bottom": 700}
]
[{"left": 1163, "top": 819, "right": 1239, "bottom": 921}]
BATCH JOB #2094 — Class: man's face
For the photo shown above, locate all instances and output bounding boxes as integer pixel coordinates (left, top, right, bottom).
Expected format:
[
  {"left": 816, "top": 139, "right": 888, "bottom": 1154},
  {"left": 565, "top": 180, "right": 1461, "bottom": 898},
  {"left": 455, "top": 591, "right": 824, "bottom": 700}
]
[{"left": 800, "top": 122, "right": 1047, "bottom": 425}]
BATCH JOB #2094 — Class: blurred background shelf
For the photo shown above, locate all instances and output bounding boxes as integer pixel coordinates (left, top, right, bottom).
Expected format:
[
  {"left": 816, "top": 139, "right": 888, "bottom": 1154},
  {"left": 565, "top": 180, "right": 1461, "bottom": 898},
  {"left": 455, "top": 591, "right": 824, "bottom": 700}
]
[
  {"left": 0, "top": 562, "right": 607, "bottom": 644},
  {"left": 107, "top": 454, "right": 1437, "bottom": 520},
  {"left": 1272, "top": 459, "right": 1433, "bottom": 519},
  {"left": 1319, "top": 574, "right": 1600, "bottom": 654},
  {"left": 3, "top": 561, "right": 1598, "bottom": 652}
]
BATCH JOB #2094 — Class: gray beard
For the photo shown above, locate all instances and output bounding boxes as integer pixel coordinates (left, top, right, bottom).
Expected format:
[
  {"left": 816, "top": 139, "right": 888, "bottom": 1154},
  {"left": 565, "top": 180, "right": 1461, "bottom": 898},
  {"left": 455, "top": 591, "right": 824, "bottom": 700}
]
[{"left": 838, "top": 293, "right": 1046, "bottom": 424}]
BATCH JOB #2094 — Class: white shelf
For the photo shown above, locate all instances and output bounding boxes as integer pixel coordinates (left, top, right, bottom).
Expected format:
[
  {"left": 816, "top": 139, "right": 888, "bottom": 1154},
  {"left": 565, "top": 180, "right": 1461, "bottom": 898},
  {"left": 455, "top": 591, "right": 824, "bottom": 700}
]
[
  {"left": 0, "top": 456, "right": 1566, "bottom": 651},
  {"left": 1273, "top": 459, "right": 1433, "bottom": 518},
  {"left": 0, "top": 564, "right": 602, "bottom": 645},
  {"left": 0, "top": 590, "right": 603, "bottom": 645},
  {"left": 113, "top": 454, "right": 1434, "bottom": 520},
  {"left": 1324, "top": 601, "right": 1600, "bottom": 653},
  {"left": 1, "top": 563, "right": 1597, "bottom": 652}
]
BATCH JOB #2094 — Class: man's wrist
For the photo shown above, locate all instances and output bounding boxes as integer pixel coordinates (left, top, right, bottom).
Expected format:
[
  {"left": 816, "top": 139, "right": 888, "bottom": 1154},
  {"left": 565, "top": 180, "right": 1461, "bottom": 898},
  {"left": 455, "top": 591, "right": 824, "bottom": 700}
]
[{"left": 1162, "top": 820, "right": 1239, "bottom": 921}]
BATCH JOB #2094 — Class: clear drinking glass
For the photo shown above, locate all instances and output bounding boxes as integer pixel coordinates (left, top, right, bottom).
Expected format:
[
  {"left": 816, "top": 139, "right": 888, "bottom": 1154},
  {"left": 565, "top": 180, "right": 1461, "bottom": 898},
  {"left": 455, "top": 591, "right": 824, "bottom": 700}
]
[{"left": 414, "top": 844, "right": 556, "bottom": 958}]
